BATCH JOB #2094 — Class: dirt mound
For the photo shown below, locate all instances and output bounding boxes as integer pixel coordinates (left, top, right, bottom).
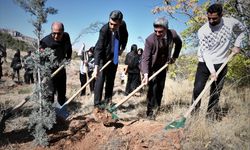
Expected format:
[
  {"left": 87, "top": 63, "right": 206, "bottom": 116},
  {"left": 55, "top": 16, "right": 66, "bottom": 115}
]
[{"left": 31, "top": 113, "right": 184, "bottom": 150}]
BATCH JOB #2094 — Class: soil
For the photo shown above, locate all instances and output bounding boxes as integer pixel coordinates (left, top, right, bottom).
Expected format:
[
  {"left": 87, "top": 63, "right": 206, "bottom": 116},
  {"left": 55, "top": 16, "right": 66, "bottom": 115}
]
[{"left": 0, "top": 50, "right": 184, "bottom": 150}]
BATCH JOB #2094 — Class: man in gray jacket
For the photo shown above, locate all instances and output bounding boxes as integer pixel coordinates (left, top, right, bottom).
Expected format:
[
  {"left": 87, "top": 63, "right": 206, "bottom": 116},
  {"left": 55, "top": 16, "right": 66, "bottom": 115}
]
[{"left": 141, "top": 17, "right": 182, "bottom": 119}]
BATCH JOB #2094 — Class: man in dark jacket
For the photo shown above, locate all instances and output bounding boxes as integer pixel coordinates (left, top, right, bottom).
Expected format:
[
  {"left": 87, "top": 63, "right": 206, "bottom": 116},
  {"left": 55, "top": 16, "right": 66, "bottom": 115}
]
[
  {"left": 141, "top": 17, "right": 182, "bottom": 119},
  {"left": 40, "top": 21, "right": 72, "bottom": 106},
  {"left": 93, "top": 10, "right": 128, "bottom": 109}
]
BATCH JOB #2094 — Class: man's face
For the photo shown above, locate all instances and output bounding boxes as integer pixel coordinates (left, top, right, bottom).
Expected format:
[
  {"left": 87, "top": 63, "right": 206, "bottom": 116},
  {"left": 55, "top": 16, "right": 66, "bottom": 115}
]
[
  {"left": 154, "top": 26, "right": 166, "bottom": 39},
  {"left": 208, "top": 12, "right": 222, "bottom": 26},
  {"left": 51, "top": 24, "right": 63, "bottom": 41},
  {"left": 109, "top": 19, "right": 121, "bottom": 32}
]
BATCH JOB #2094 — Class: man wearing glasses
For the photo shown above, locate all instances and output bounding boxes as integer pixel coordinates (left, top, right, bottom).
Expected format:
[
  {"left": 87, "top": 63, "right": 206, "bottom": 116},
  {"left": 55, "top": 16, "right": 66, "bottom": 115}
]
[
  {"left": 40, "top": 21, "right": 72, "bottom": 106},
  {"left": 93, "top": 10, "right": 128, "bottom": 110},
  {"left": 141, "top": 17, "right": 182, "bottom": 120}
]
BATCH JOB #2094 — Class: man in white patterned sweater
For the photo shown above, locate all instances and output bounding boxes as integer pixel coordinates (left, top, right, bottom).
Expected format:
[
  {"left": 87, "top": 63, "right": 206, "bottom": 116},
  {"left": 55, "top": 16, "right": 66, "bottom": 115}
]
[{"left": 191, "top": 3, "right": 246, "bottom": 117}]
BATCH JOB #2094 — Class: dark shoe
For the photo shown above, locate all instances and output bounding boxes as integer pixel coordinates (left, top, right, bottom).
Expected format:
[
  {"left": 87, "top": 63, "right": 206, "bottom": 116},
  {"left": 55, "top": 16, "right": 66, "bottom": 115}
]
[
  {"left": 146, "top": 110, "right": 155, "bottom": 120},
  {"left": 153, "top": 106, "right": 160, "bottom": 116},
  {"left": 146, "top": 114, "right": 155, "bottom": 120}
]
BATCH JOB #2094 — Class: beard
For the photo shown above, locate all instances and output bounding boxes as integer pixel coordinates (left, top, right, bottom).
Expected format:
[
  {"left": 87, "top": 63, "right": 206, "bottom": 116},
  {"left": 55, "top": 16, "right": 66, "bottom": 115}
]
[{"left": 209, "top": 22, "right": 219, "bottom": 26}]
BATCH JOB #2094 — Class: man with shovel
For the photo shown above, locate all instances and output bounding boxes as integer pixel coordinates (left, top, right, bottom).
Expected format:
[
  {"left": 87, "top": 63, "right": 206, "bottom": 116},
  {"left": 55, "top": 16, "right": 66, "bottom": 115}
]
[
  {"left": 141, "top": 17, "right": 182, "bottom": 120},
  {"left": 40, "top": 21, "right": 72, "bottom": 106},
  {"left": 93, "top": 10, "right": 128, "bottom": 110},
  {"left": 191, "top": 3, "right": 246, "bottom": 118}
]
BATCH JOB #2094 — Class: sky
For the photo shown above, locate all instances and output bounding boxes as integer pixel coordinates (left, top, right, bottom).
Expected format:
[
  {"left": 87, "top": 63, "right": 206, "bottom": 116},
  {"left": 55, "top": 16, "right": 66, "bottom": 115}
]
[{"left": 0, "top": 0, "right": 189, "bottom": 52}]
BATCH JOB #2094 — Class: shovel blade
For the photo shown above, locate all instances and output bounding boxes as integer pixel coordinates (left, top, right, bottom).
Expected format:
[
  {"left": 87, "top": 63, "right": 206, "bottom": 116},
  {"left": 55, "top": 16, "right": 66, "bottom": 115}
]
[
  {"left": 55, "top": 106, "right": 69, "bottom": 120},
  {"left": 165, "top": 117, "right": 186, "bottom": 130},
  {"left": 107, "top": 106, "right": 119, "bottom": 120}
]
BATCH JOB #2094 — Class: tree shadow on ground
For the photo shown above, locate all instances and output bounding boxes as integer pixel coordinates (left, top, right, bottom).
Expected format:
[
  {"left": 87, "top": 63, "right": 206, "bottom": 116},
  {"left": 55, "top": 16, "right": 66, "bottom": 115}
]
[
  {"left": 0, "top": 127, "right": 34, "bottom": 146},
  {"left": 48, "top": 115, "right": 91, "bottom": 144}
]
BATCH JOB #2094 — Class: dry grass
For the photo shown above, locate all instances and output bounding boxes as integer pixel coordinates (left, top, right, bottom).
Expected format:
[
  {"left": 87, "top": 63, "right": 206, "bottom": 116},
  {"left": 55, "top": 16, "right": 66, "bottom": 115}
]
[{"left": 181, "top": 82, "right": 250, "bottom": 149}]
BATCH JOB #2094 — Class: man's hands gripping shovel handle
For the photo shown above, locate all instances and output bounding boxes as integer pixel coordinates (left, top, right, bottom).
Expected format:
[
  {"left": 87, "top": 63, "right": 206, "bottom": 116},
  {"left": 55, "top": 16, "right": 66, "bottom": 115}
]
[
  {"left": 108, "top": 62, "right": 170, "bottom": 118},
  {"left": 164, "top": 52, "right": 235, "bottom": 130}
]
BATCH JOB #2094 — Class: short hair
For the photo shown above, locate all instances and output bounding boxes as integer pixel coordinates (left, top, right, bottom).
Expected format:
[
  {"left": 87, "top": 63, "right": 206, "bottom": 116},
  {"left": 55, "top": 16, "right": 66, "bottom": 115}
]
[
  {"left": 153, "top": 17, "right": 168, "bottom": 29},
  {"left": 109, "top": 10, "right": 123, "bottom": 22},
  {"left": 207, "top": 4, "right": 223, "bottom": 16}
]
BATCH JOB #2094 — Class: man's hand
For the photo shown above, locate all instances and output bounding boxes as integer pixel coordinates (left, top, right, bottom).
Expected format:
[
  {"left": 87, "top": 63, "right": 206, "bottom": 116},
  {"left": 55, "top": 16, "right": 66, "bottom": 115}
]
[
  {"left": 232, "top": 46, "right": 240, "bottom": 54},
  {"left": 142, "top": 73, "right": 149, "bottom": 85},
  {"left": 93, "top": 65, "right": 99, "bottom": 78},
  {"left": 39, "top": 48, "right": 45, "bottom": 52},
  {"left": 210, "top": 71, "right": 217, "bottom": 81}
]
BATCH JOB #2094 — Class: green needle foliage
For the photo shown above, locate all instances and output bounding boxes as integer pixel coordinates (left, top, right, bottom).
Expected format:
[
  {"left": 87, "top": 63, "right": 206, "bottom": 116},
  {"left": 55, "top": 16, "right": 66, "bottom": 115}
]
[{"left": 27, "top": 48, "right": 58, "bottom": 146}]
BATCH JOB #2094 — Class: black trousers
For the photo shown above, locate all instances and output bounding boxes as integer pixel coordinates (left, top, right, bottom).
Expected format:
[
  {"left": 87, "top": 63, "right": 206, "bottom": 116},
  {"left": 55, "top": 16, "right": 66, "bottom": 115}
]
[
  {"left": 48, "top": 68, "right": 67, "bottom": 106},
  {"left": 192, "top": 62, "right": 227, "bottom": 113},
  {"left": 94, "top": 62, "right": 117, "bottom": 106},
  {"left": 125, "top": 72, "right": 141, "bottom": 95},
  {"left": 146, "top": 68, "right": 167, "bottom": 115},
  {"left": 79, "top": 71, "right": 95, "bottom": 95},
  {"left": 24, "top": 70, "right": 34, "bottom": 84},
  {"left": 12, "top": 68, "right": 20, "bottom": 81}
]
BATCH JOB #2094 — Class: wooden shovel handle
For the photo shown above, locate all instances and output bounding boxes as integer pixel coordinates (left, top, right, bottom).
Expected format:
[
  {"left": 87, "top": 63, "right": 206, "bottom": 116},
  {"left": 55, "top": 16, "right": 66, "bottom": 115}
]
[
  {"left": 113, "top": 63, "right": 170, "bottom": 109},
  {"left": 184, "top": 52, "right": 235, "bottom": 118},
  {"left": 61, "top": 60, "right": 112, "bottom": 108}
]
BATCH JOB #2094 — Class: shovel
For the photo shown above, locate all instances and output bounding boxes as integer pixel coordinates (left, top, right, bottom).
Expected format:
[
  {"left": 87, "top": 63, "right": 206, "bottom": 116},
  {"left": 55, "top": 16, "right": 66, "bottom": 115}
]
[
  {"left": 0, "top": 63, "right": 66, "bottom": 133},
  {"left": 164, "top": 52, "right": 235, "bottom": 130},
  {"left": 56, "top": 60, "right": 112, "bottom": 119},
  {"left": 107, "top": 62, "right": 170, "bottom": 120}
]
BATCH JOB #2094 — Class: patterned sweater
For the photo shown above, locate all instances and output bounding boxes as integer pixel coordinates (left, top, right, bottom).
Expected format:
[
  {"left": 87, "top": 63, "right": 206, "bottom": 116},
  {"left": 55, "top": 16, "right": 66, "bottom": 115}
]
[{"left": 197, "top": 17, "right": 246, "bottom": 73}]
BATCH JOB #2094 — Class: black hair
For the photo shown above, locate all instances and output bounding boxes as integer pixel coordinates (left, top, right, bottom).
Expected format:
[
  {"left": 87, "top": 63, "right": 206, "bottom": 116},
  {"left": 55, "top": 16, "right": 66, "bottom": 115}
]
[
  {"left": 207, "top": 3, "right": 223, "bottom": 16},
  {"left": 109, "top": 10, "right": 123, "bottom": 22},
  {"left": 131, "top": 44, "right": 137, "bottom": 52}
]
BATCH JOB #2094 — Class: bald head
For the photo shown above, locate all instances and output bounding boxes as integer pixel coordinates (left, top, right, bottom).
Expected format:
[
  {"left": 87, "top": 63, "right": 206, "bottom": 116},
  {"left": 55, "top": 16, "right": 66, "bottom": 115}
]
[
  {"left": 51, "top": 21, "right": 64, "bottom": 41},
  {"left": 51, "top": 22, "right": 64, "bottom": 31}
]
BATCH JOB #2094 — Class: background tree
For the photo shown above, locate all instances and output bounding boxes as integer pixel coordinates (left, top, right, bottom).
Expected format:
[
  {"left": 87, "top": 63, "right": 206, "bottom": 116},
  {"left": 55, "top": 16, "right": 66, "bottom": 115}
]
[{"left": 72, "top": 21, "right": 105, "bottom": 46}]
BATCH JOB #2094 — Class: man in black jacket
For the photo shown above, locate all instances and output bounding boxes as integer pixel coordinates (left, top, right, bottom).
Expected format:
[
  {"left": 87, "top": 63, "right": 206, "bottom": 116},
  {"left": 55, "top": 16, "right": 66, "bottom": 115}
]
[
  {"left": 40, "top": 21, "right": 72, "bottom": 106},
  {"left": 93, "top": 10, "right": 128, "bottom": 109}
]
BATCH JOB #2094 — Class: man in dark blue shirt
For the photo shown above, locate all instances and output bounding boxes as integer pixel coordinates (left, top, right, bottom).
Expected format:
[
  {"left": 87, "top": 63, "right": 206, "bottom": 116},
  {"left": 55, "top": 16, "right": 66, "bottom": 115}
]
[{"left": 40, "top": 21, "right": 72, "bottom": 106}]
